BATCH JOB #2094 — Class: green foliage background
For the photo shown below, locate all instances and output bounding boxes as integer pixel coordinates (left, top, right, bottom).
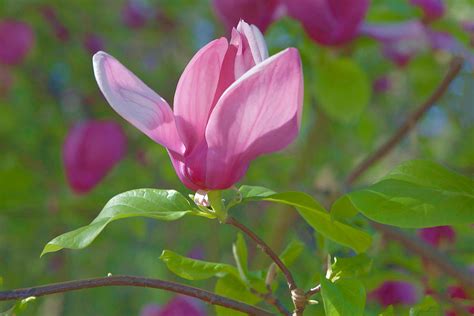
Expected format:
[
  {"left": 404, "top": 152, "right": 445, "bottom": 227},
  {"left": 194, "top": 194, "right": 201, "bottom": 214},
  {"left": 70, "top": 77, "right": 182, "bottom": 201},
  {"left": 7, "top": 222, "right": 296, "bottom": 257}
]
[{"left": 1, "top": 0, "right": 473, "bottom": 315}]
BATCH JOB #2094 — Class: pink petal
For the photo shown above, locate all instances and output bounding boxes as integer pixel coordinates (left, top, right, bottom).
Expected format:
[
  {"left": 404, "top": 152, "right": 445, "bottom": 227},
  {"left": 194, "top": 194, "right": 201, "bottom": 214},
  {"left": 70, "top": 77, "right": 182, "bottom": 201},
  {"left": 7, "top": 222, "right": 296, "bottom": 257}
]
[
  {"left": 410, "top": 0, "right": 445, "bottom": 21},
  {"left": 203, "top": 48, "right": 303, "bottom": 189},
  {"left": 63, "top": 120, "right": 127, "bottom": 194},
  {"left": 93, "top": 51, "right": 183, "bottom": 154},
  {"left": 236, "top": 21, "right": 268, "bottom": 64},
  {"left": 173, "top": 38, "right": 229, "bottom": 153}
]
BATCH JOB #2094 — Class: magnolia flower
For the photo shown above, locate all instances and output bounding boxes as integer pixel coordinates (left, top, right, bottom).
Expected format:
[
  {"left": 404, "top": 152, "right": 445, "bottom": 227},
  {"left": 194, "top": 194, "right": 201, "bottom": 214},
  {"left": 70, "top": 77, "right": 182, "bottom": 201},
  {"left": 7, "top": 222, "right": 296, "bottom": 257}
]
[
  {"left": 360, "top": 21, "right": 428, "bottom": 66},
  {"left": 284, "top": 0, "right": 370, "bottom": 46},
  {"left": 410, "top": 0, "right": 445, "bottom": 21},
  {"left": 418, "top": 226, "right": 455, "bottom": 248},
  {"left": 212, "top": 0, "right": 281, "bottom": 33},
  {"left": 63, "top": 120, "right": 127, "bottom": 193},
  {"left": 140, "top": 297, "right": 205, "bottom": 316},
  {"left": 0, "top": 20, "right": 35, "bottom": 66},
  {"left": 369, "top": 281, "right": 419, "bottom": 307},
  {"left": 93, "top": 21, "right": 303, "bottom": 191}
]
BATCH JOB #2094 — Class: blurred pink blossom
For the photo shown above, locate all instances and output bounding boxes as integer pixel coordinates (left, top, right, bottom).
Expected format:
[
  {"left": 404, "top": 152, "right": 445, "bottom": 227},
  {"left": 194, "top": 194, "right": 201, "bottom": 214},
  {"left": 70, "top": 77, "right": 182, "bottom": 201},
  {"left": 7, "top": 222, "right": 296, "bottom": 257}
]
[
  {"left": 284, "top": 0, "right": 370, "bottom": 46},
  {"left": 417, "top": 226, "right": 455, "bottom": 248},
  {"left": 0, "top": 20, "right": 35, "bottom": 65},
  {"left": 373, "top": 75, "right": 391, "bottom": 93},
  {"left": 159, "top": 297, "right": 205, "bottom": 316},
  {"left": 140, "top": 304, "right": 162, "bottom": 316},
  {"left": 360, "top": 21, "right": 428, "bottom": 66},
  {"left": 93, "top": 20, "right": 303, "bottom": 190},
  {"left": 83, "top": 33, "right": 105, "bottom": 55},
  {"left": 369, "top": 281, "right": 419, "bottom": 307},
  {"left": 63, "top": 120, "right": 127, "bottom": 194},
  {"left": 122, "top": 0, "right": 149, "bottom": 29},
  {"left": 212, "top": 0, "right": 281, "bottom": 33},
  {"left": 410, "top": 0, "right": 445, "bottom": 21}
]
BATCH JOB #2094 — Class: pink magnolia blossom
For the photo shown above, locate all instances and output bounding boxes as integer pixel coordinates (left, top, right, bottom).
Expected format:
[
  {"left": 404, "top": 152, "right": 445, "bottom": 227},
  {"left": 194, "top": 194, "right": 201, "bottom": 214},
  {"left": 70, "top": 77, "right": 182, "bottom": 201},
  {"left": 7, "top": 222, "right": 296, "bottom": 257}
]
[
  {"left": 140, "top": 304, "right": 162, "bottom": 316},
  {"left": 63, "top": 120, "right": 127, "bottom": 194},
  {"left": 410, "top": 0, "right": 445, "bottom": 21},
  {"left": 93, "top": 21, "right": 303, "bottom": 191},
  {"left": 140, "top": 297, "right": 205, "bottom": 316},
  {"left": 0, "top": 20, "right": 35, "bottom": 66},
  {"left": 369, "top": 281, "right": 419, "bottom": 307},
  {"left": 417, "top": 226, "right": 455, "bottom": 248},
  {"left": 360, "top": 21, "right": 429, "bottom": 66},
  {"left": 212, "top": 0, "right": 281, "bottom": 33},
  {"left": 284, "top": 0, "right": 370, "bottom": 46}
]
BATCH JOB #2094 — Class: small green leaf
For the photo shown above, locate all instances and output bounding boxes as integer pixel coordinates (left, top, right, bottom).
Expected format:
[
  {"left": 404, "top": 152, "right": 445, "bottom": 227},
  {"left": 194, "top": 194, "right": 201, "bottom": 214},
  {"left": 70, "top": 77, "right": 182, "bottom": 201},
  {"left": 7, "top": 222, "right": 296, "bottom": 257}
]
[
  {"left": 379, "top": 306, "right": 394, "bottom": 316},
  {"left": 329, "top": 254, "right": 373, "bottom": 281},
  {"left": 330, "top": 195, "right": 359, "bottom": 221},
  {"left": 42, "top": 189, "right": 195, "bottom": 256},
  {"left": 315, "top": 56, "right": 371, "bottom": 123},
  {"left": 240, "top": 186, "right": 372, "bottom": 253},
  {"left": 214, "top": 274, "right": 261, "bottom": 316},
  {"left": 233, "top": 233, "right": 249, "bottom": 282},
  {"left": 0, "top": 297, "right": 36, "bottom": 316},
  {"left": 280, "top": 239, "right": 305, "bottom": 266},
  {"left": 321, "top": 278, "right": 366, "bottom": 316},
  {"left": 409, "top": 296, "right": 440, "bottom": 316},
  {"left": 345, "top": 160, "right": 474, "bottom": 227},
  {"left": 160, "top": 250, "right": 238, "bottom": 280}
]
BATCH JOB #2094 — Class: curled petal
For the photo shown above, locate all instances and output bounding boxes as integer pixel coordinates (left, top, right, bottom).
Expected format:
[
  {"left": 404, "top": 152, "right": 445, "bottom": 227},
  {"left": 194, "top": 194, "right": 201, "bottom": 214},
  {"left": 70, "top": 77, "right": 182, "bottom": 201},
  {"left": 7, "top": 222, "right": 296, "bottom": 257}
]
[
  {"left": 173, "top": 38, "right": 228, "bottom": 153},
  {"left": 204, "top": 48, "right": 303, "bottom": 189},
  {"left": 236, "top": 21, "right": 269, "bottom": 64},
  {"left": 93, "top": 51, "right": 183, "bottom": 154}
]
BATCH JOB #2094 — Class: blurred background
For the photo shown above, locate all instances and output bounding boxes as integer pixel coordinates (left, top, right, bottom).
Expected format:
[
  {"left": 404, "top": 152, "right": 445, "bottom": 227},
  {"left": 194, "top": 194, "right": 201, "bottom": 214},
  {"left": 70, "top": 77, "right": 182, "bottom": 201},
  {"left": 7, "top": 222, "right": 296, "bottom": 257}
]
[{"left": 0, "top": 0, "right": 473, "bottom": 315}]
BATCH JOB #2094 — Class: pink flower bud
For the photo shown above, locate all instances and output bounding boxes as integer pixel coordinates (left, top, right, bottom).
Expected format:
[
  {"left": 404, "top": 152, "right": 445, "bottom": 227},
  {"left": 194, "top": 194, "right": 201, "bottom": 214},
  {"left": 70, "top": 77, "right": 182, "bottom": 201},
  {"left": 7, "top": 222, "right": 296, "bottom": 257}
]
[
  {"left": 410, "top": 0, "right": 445, "bottom": 21},
  {"left": 93, "top": 20, "right": 303, "bottom": 190},
  {"left": 0, "top": 20, "right": 35, "bottom": 66},
  {"left": 369, "top": 281, "right": 419, "bottom": 307},
  {"left": 212, "top": 0, "right": 280, "bottom": 33},
  {"left": 284, "top": 0, "right": 370, "bottom": 46},
  {"left": 417, "top": 226, "right": 455, "bottom": 248},
  {"left": 63, "top": 120, "right": 127, "bottom": 194}
]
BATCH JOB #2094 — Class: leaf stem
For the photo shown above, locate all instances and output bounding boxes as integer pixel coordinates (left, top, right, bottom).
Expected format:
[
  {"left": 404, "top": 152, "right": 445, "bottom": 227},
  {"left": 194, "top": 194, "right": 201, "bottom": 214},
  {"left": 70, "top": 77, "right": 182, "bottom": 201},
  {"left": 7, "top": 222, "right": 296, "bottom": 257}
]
[{"left": 0, "top": 275, "right": 273, "bottom": 316}]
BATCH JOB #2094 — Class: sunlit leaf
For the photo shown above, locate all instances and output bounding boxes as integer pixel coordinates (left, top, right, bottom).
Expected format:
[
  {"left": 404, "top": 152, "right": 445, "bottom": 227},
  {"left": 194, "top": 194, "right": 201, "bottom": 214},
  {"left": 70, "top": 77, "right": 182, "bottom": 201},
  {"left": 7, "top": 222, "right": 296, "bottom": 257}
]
[
  {"left": 42, "top": 189, "right": 196, "bottom": 256},
  {"left": 280, "top": 239, "right": 305, "bottom": 266},
  {"left": 159, "top": 250, "right": 238, "bottom": 280},
  {"left": 330, "top": 254, "right": 373, "bottom": 281},
  {"left": 240, "top": 186, "right": 372, "bottom": 253},
  {"left": 409, "top": 296, "right": 440, "bottom": 316},
  {"left": 343, "top": 160, "right": 474, "bottom": 227},
  {"left": 233, "top": 233, "right": 249, "bottom": 282},
  {"left": 214, "top": 274, "right": 261, "bottom": 316},
  {"left": 321, "top": 278, "right": 366, "bottom": 316}
]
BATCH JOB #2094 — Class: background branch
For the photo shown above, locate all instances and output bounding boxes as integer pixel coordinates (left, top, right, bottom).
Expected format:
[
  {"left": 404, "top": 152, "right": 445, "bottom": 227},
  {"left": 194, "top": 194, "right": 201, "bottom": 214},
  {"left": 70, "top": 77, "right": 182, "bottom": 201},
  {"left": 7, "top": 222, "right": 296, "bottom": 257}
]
[
  {"left": 0, "top": 275, "right": 273, "bottom": 316},
  {"left": 345, "top": 57, "right": 464, "bottom": 186}
]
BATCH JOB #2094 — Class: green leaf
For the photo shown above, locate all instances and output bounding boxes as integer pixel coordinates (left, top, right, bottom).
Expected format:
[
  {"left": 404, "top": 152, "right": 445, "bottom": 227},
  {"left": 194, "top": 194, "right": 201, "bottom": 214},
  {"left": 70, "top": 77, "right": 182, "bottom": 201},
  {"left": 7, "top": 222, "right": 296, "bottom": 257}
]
[
  {"left": 233, "top": 233, "right": 249, "bottom": 282},
  {"left": 330, "top": 195, "right": 359, "bottom": 221},
  {"left": 280, "top": 239, "right": 305, "bottom": 266},
  {"left": 330, "top": 254, "right": 372, "bottom": 281},
  {"left": 409, "top": 296, "right": 440, "bottom": 316},
  {"left": 315, "top": 56, "right": 371, "bottom": 123},
  {"left": 379, "top": 306, "right": 394, "bottom": 316},
  {"left": 240, "top": 186, "right": 372, "bottom": 253},
  {"left": 0, "top": 297, "right": 36, "bottom": 316},
  {"left": 214, "top": 274, "right": 261, "bottom": 316},
  {"left": 345, "top": 160, "right": 474, "bottom": 227},
  {"left": 42, "top": 189, "right": 195, "bottom": 256},
  {"left": 160, "top": 250, "right": 238, "bottom": 280},
  {"left": 321, "top": 278, "right": 366, "bottom": 316}
]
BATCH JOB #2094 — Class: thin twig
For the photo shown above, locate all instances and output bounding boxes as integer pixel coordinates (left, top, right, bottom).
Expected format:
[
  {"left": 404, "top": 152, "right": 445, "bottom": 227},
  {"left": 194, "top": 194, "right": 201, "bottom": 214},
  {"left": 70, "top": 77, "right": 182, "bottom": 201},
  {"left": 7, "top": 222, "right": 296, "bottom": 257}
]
[
  {"left": 225, "top": 216, "right": 306, "bottom": 315},
  {"left": 0, "top": 275, "right": 273, "bottom": 316},
  {"left": 345, "top": 57, "right": 464, "bottom": 185},
  {"left": 305, "top": 285, "right": 321, "bottom": 298},
  {"left": 250, "top": 288, "right": 291, "bottom": 316},
  {"left": 373, "top": 223, "right": 474, "bottom": 291},
  {"left": 225, "top": 217, "right": 297, "bottom": 291}
]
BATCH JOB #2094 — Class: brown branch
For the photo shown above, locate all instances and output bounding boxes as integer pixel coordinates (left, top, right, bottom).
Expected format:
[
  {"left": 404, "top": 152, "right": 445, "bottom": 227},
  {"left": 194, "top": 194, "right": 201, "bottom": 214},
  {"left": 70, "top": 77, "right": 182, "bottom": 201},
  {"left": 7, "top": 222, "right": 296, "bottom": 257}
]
[
  {"left": 0, "top": 275, "right": 273, "bottom": 316},
  {"left": 373, "top": 223, "right": 474, "bottom": 291},
  {"left": 225, "top": 216, "right": 306, "bottom": 315},
  {"left": 225, "top": 217, "right": 297, "bottom": 291},
  {"left": 305, "top": 285, "right": 321, "bottom": 298},
  {"left": 250, "top": 288, "right": 291, "bottom": 316},
  {"left": 345, "top": 57, "right": 464, "bottom": 186}
]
